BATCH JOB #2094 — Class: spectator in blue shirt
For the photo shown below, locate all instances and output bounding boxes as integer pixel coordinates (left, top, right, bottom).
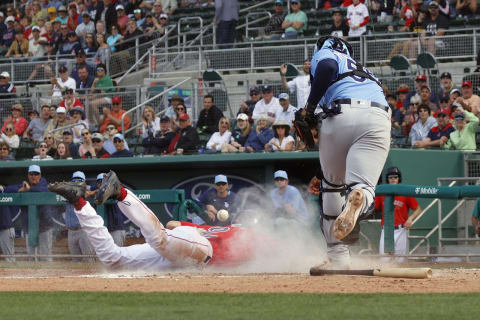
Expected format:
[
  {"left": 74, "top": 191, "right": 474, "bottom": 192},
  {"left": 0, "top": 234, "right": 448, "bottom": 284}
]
[
  {"left": 245, "top": 114, "right": 274, "bottom": 152},
  {"left": 413, "top": 111, "right": 455, "bottom": 149},
  {"left": 0, "top": 16, "right": 15, "bottom": 56},
  {"left": 196, "top": 175, "right": 240, "bottom": 226},
  {"left": 270, "top": 170, "right": 309, "bottom": 224}
]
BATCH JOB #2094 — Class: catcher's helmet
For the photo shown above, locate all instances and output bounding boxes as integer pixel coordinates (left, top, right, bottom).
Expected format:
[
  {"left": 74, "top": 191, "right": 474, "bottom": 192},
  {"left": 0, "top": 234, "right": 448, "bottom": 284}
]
[
  {"left": 386, "top": 167, "right": 402, "bottom": 183},
  {"left": 315, "top": 36, "right": 354, "bottom": 57}
]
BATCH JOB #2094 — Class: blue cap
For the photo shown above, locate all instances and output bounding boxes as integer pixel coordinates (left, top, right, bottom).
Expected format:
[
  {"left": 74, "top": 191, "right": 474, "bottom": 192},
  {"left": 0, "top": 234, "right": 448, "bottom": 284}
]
[
  {"left": 274, "top": 170, "right": 288, "bottom": 180},
  {"left": 278, "top": 93, "right": 289, "bottom": 100},
  {"left": 214, "top": 175, "right": 228, "bottom": 184},
  {"left": 97, "top": 173, "right": 105, "bottom": 180},
  {"left": 28, "top": 165, "right": 41, "bottom": 173},
  {"left": 274, "top": 0, "right": 284, "bottom": 5},
  {"left": 72, "top": 171, "right": 86, "bottom": 181},
  {"left": 113, "top": 133, "right": 125, "bottom": 141}
]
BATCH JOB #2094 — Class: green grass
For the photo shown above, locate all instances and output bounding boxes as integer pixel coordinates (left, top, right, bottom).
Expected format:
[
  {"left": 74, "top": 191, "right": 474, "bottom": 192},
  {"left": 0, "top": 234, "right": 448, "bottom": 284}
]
[{"left": 0, "top": 292, "right": 477, "bottom": 320}]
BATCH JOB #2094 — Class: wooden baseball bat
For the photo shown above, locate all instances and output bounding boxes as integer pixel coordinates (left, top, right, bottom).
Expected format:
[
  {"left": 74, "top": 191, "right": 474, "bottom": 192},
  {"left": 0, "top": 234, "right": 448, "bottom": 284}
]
[{"left": 310, "top": 267, "right": 432, "bottom": 279}]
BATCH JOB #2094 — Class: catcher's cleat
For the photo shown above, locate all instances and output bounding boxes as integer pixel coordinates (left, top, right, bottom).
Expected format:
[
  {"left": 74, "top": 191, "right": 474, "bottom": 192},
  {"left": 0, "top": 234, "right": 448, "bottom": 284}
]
[
  {"left": 333, "top": 189, "right": 364, "bottom": 240},
  {"left": 48, "top": 181, "right": 86, "bottom": 204},
  {"left": 95, "top": 170, "right": 121, "bottom": 205}
]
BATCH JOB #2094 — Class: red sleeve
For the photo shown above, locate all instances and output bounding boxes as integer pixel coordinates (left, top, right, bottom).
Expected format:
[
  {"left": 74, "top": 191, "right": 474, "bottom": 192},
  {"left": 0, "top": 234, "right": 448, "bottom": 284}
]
[
  {"left": 407, "top": 197, "right": 419, "bottom": 210},
  {"left": 359, "top": 16, "right": 370, "bottom": 27},
  {"left": 346, "top": 18, "right": 350, "bottom": 26},
  {"left": 59, "top": 100, "right": 66, "bottom": 107},
  {"left": 1, "top": 120, "right": 6, "bottom": 133},
  {"left": 374, "top": 196, "right": 384, "bottom": 211},
  {"left": 16, "top": 118, "right": 28, "bottom": 135},
  {"left": 100, "top": 153, "right": 110, "bottom": 158}
]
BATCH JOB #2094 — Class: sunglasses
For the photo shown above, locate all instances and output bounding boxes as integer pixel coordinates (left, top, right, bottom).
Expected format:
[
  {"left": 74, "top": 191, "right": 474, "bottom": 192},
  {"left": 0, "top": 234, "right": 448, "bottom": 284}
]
[
  {"left": 388, "top": 175, "right": 399, "bottom": 179},
  {"left": 92, "top": 139, "right": 101, "bottom": 143},
  {"left": 113, "top": 138, "right": 123, "bottom": 143},
  {"left": 81, "top": 132, "right": 90, "bottom": 136},
  {"left": 216, "top": 182, "right": 227, "bottom": 186},
  {"left": 96, "top": 67, "right": 105, "bottom": 72},
  {"left": 176, "top": 108, "right": 185, "bottom": 111},
  {"left": 112, "top": 102, "right": 121, "bottom": 105},
  {"left": 29, "top": 172, "right": 40, "bottom": 176},
  {"left": 0, "top": 147, "right": 8, "bottom": 151},
  {"left": 250, "top": 92, "right": 259, "bottom": 96},
  {"left": 5, "top": 127, "right": 13, "bottom": 131},
  {"left": 134, "top": 10, "right": 141, "bottom": 13},
  {"left": 39, "top": 144, "right": 48, "bottom": 148},
  {"left": 107, "top": 127, "right": 116, "bottom": 131}
]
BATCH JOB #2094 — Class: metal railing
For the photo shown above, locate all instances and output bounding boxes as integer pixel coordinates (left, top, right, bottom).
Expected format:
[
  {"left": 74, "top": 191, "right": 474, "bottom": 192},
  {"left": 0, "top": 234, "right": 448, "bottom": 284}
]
[
  {"left": 150, "top": 28, "right": 480, "bottom": 76},
  {"left": 245, "top": 11, "right": 272, "bottom": 39}
]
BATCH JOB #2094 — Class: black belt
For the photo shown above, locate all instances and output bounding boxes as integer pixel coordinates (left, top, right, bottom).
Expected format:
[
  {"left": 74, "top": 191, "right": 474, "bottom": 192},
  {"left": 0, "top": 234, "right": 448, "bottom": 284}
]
[
  {"left": 334, "top": 99, "right": 390, "bottom": 113},
  {"left": 383, "top": 225, "right": 404, "bottom": 230}
]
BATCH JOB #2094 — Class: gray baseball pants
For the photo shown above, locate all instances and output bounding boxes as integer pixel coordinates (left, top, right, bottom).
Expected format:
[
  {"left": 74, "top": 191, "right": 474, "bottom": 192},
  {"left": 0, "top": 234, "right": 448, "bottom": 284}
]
[
  {"left": 319, "top": 102, "right": 391, "bottom": 268},
  {"left": 68, "top": 229, "right": 95, "bottom": 262},
  {"left": 0, "top": 227, "right": 15, "bottom": 262},
  {"left": 26, "top": 229, "right": 53, "bottom": 262}
]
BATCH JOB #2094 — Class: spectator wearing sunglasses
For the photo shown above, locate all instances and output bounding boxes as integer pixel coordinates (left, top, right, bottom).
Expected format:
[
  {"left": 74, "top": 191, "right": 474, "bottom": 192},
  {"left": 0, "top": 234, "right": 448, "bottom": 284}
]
[
  {"left": 111, "top": 133, "right": 133, "bottom": 157},
  {"left": 81, "top": 132, "right": 110, "bottom": 159},
  {"left": 0, "top": 142, "right": 14, "bottom": 161},
  {"left": 2, "top": 104, "right": 28, "bottom": 136},
  {"left": 99, "top": 96, "right": 131, "bottom": 134},
  {"left": 1, "top": 165, "right": 55, "bottom": 261},
  {"left": 32, "top": 141, "right": 54, "bottom": 160},
  {"left": 0, "top": 122, "right": 20, "bottom": 150},
  {"left": 237, "top": 87, "right": 260, "bottom": 123},
  {"left": 103, "top": 124, "right": 130, "bottom": 154},
  {"left": 196, "top": 175, "right": 239, "bottom": 226}
]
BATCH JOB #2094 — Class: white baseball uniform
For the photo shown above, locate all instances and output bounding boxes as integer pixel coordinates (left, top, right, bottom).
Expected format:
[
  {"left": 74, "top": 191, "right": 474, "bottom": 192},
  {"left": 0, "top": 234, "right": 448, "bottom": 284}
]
[
  {"left": 74, "top": 189, "right": 212, "bottom": 269},
  {"left": 346, "top": 3, "right": 369, "bottom": 37},
  {"left": 287, "top": 75, "right": 311, "bottom": 109}
]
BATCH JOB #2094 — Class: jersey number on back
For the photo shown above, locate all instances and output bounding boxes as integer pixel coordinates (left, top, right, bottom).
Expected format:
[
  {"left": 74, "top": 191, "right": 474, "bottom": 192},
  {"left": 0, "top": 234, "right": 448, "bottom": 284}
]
[{"left": 346, "top": 59, "right": 376, "bottom": 83}]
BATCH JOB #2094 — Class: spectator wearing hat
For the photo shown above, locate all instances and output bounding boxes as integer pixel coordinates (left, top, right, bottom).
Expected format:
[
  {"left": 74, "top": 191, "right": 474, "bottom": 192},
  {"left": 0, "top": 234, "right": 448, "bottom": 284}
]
[
  {"left": 98, "top": 96, "right": 131, "bottom": 133},
  {"left": 2, "top": 104, "right": 28, "bottom": 136},
  {"left": 346, "top": 0, "right": 369, "bottom": 37},
  {"left": 245, "top": 114, "right": 274, "bottom": 152},
  {"left": 0, "top": 141, "right": 15, "bottom": 161},
  {"left": 67, "top": 3, "right": 80, "bottom": 31},
  {"left": 456, "top": 81, "right": 480, "bottom": 116},
  {"left": 133, "top": 9, "right": 145, "bottom": 28},
  {"left": 0, "top": 71, "right": 16, "bottom": 99},
  {"left": 419, "top": 85, "right": 438, "bottom": 112},
  {"left": 59, "top": 30, "right": 82, "bottom": 55},
  {"left": 60, "top": 87, "right": 84, "bottom": 112},
  {"left": 282, "top": 0, "right": 307, "bottom": 39},
  {"left": 257, "top": 0, "right": 286, "bottom": 40},
  {"left": 421, "top": 1, "right": 449, "bottom": 54},
  {"left": 5, "top": 28, "right": 29, "bottom": 59},
  {"left": 94, "top": 0, "right": 117, "bottom": 34},
  {"left": 215, "top": 0, "right": 239, "bottom": 48},
  {"left": 75, "top": 11, "right": 95, "bottom": 45},
  {"left": 82, "top": 132, "right": 110, "bottom": 158},
  {"left": 404, "top": 74, "right": 437, "bottom": 108},
  {"left": 280, "top": 59, "right": 311, "bottom": 110},
  {"left": 90, "top": 63, "right": 116, "bottom": 124},
  {"left": 456, "top": 0, "right": 477, "bottom": 16},
  {"left": 24, "top": 105, "right": 52, "bottom": 142},
  {"left": 47, "top": 6, "right": 58, "bottom": 22},
  {"left": 0, "top": 16, "right": 16, "bottom": 56},
  {"left": 197, "top": 95, "right": 224, "bottom": 135},
  {"left": 222, "top": 113, "right": 251, "bottom": 153},
  {"left": 409, "top": 104, "right": 438, "bottom": 146},
  {"left": 266, "top": 120, "right": 295, "bottom": 152},
  {"left": 142, "top": 115, "right": 175, "bottom": 155},
  {"left": 450, "top": 88, "right": 461, "bottom": 104},
  {"left": 438, "top": 72, "right": 456, "bottom": 97},
  {"left": 64, "top": 171, "right": 96, "bottom": 261},
  {"left": 155, "top": 13, "right": 170, "bottom": 37},
  {"left": 252, "top": 85, "right": 282, "bottom": 123},
  {"left": 71, "top": 48, "right": 96, "bottom": 86},
  {"left": 111, "top": 133, "right": 134, "bottom": 157},
  {"left": 396, "top": 85, "right": 410, "bottom": 109},
  {"left": 413, "top": 111, "right": 455, "bottom": 149},
  {"left": 165, "top": 93, "right": 184, "bottom": 121},
  {"left": 275, "top": 93, "right": 297, "bottom": 127},
  {"left": 69, "top": 107, "right": 88, "bottom": 144},
  {"left": 270, "top": 170, "right": 308, "bottom": 224},
  {"left": 157, "top": 0, "right": 178, "bottom": 15},
  {"left": 329, "top": 8, "right": 349, "bottom": 38},
  {"left": 196, "top": 175, "right": 239, "bottom": 226},
  {"left": 28, "top": 26, "right": 47, "bottom": 58},
  {"left": 238, "top": 87, "right": 261, "bottom": 123},
  {"left": 0, "top": 122, "right": 20, "bottom": 150},
  {"left": 44, "top": 106, "right": 69, "bottom": 144},
  {"left": 433, "top": 92, "right": 452, "bottom": 118},
  {"left": 443, "top": 107, "right": 479, "bottom": 150},
  {"left": 206, "top": 117, "right": 232, "bottom": 152},
  {"left": 1, "top": 165, "right": 55, "bottom": 261},
  {"left": 115, "top": 4, "right": 129, "bottom": 34},
  {"left": 55, "top": 5, "right": 68, "bottom": 24},
  {"left": 103, "top": 124, "right": 130, "bottom": 154},
  {"left": 168, "top": 114, "right": 200, "bottom": 154},
  {"left": 140, "top": 105, "right": 160, "bottom": 139},
  {"left": 51, "top": 65, "right": 76, "bottom": 99}
]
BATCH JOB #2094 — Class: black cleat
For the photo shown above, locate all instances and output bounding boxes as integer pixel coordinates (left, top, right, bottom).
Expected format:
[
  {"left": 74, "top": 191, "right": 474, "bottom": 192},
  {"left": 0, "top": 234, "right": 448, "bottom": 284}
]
[
  {"left": 48, "top": 181, "right": 86, "bottom": 204},
  {"left": 95, "top": 170, "right": 121, "bottom": 205}
]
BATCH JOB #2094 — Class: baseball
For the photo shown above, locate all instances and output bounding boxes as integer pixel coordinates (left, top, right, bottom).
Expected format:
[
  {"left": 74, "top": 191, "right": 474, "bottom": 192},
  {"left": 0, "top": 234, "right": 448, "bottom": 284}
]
[{"left": 217, "top": 209, "right": 229, "bottom": 222}]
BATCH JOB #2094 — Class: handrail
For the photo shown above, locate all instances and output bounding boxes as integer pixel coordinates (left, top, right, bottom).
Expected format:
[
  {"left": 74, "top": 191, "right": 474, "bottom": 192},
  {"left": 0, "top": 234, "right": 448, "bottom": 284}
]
[
  {"left": 121, "top": 77, "right": 192, "bottom": 136},
  {"left": 239, "top": 0, "right": 273, "bottom": 13},
  {"left": 243, "top": 11, "right": 272, "bottom": 38},
  {"left": 48, "top": 122, "right": 87, "bottom": 134}
]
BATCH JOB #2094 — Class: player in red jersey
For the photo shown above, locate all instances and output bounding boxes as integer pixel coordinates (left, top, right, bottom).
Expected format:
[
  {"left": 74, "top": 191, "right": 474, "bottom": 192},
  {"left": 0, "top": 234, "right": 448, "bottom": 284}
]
[{"left": 48, "top": 171, "right": 263, "bottom": 270}]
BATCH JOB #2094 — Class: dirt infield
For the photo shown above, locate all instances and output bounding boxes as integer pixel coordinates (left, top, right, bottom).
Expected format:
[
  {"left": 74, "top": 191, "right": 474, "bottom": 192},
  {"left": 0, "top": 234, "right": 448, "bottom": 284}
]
[{"left": 0, "top": 263, "right": 480, "bottom": 293}]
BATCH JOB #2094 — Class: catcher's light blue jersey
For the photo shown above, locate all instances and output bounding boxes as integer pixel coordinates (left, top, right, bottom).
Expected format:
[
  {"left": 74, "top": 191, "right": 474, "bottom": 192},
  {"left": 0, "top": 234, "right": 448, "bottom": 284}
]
[{"left": 311, "top": 49, "right": 387, "bottom": 107}]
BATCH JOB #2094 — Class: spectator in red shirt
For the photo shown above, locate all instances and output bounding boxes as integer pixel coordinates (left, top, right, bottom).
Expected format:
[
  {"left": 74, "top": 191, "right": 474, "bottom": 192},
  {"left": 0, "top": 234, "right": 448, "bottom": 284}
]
[
  {"left": 99, "top": 96, "right": 131, "bottom": 133},
  {"left": 1, "top": 103, "right": 28, "bottom": 136},
  {"left": 115, "top": 4, "right": 129, "bottom": 34},
  {"left": 59, "top": 87, "right": 84, "bottom": 112},
  {"left": 375, "top": 167, "right": 422, "bottom": 261},
  {"left": 67, "top": 2, "right": 80, "bottom": 31}
]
